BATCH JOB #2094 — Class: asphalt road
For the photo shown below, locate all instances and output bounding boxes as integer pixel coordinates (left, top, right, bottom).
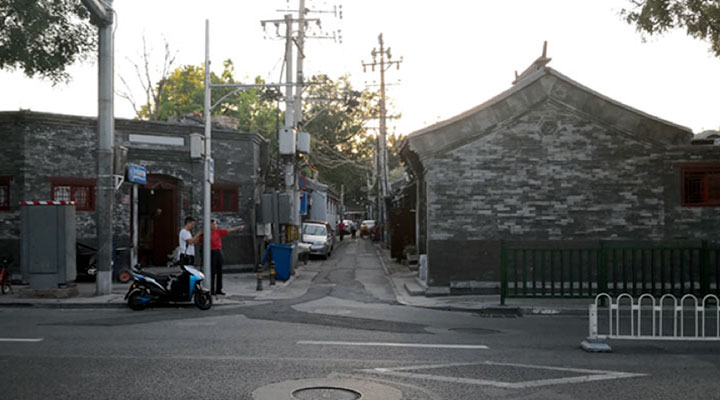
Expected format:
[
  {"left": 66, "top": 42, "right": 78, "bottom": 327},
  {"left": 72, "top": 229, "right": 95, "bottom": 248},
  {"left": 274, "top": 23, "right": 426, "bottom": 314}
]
[{"left": 1, "top": 238, "right": 719, "bottom": 399}]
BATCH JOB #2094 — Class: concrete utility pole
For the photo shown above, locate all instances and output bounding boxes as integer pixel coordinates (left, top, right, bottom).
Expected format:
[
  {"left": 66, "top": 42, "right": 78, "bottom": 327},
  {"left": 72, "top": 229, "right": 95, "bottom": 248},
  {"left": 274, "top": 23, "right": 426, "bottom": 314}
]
[
  {"left": 295, "top": 0, "right": 306, "bottom": 126},
  {"left": 261, "top": 0, "right": 338, "bottom": 242},
  {"left": 202, "top": 20, "right": 297, "bottom": 273},
  {"left": 202, "top": 20, "right": 212, "bottom": 286},
  {"left": 82, "top": 0, "right": 115, "bottom": 295},
  {"left": 283, "top": 13, "right": 295, "bottom": 199},
  {"left": 362, "top": 33, "right": 402, "bottom": 245}
]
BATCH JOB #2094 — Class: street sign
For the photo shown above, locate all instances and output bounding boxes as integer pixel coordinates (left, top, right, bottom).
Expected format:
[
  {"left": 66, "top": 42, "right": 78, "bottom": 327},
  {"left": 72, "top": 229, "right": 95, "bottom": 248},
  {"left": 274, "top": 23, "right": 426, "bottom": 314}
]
[
  {"left": 208, "top": 158, "right": 215, "bottom": 184},
  {"left": 127, "top": 164, "right": 147, "bottom": 185},
  {"left": 299, "top": 191, "right": 308, "bottom": 215}
]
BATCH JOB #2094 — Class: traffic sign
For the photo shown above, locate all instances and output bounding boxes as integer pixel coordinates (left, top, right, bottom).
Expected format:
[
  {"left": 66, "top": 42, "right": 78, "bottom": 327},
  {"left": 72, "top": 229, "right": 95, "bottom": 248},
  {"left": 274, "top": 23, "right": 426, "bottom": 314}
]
[{"left": 128, "top": 164, "right": 147, "bottom": 185}]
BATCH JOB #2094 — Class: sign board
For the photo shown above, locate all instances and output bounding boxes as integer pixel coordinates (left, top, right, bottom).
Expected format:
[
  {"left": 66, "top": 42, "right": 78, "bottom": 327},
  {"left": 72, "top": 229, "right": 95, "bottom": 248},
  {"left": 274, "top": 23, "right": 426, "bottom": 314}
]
[
  {"left": 299, "top": 191, "right": 308, "bottom": 216},
  {"left": 127, "top": 164, "right": 147, "bottom": 185},
  {"left": 208, "top": 158, "right": 215, "bottom": 184}
]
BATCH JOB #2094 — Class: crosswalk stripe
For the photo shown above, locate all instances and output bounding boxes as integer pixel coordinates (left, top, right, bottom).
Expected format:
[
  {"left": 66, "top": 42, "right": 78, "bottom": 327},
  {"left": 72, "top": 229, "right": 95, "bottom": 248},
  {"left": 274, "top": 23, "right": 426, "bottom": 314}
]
[
  {"left": 297, "top": 340, "right": 488, "bottom": 349},
  {"left": 0, "top": 338, "right": 44, "bottom": 342}
]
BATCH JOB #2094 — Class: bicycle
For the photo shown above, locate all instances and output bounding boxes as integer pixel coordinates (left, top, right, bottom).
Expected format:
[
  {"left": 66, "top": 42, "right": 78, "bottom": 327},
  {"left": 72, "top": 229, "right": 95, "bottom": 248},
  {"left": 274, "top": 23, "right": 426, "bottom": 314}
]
[{"left": 0, "top": 255, "right": 13, "bottom": 295}]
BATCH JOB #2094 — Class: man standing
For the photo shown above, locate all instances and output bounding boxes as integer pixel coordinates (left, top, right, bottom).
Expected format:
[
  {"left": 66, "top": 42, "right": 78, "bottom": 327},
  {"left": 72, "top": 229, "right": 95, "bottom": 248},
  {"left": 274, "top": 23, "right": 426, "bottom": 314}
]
[
  {"left": 209, "top": 219, "right": 244, "bottom": 295},
  {"left": 178, "top": 217, "right": 201, "bottom": 266}
]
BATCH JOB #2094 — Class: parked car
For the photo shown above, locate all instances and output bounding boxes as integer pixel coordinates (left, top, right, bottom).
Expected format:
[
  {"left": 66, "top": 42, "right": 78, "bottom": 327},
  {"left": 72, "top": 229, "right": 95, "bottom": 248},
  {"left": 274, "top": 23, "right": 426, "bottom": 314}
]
[
  {"left": 360, "top": 220, "right": 376, "bottom": 238},
  {"left": 301, "top": 221, "right": 335, "bottom": 259}
]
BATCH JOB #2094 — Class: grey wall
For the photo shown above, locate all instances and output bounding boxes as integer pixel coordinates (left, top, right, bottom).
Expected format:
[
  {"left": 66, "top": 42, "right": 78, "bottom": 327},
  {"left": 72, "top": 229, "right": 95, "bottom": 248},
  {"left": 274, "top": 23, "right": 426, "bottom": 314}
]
[
  {"left": 411, "top": 101, "right": 720, "bottom": 287},
  {"left": 0, "top": 111, "right": 268, "bottom": 272}
]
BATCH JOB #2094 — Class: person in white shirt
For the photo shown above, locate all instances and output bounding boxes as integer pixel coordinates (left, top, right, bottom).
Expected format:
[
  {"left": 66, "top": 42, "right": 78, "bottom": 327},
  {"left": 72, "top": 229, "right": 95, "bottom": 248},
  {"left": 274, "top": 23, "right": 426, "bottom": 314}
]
[{"left": 178, "top": 216, "right": 201, "bottom": 265}]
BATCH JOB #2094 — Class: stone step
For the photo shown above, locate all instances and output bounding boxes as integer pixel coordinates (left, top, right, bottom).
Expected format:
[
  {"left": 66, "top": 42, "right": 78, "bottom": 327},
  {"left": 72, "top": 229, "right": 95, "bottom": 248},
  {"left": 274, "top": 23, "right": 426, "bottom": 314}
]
[{"left": 403, "top": 281, "right": 425, "bottom": 297}]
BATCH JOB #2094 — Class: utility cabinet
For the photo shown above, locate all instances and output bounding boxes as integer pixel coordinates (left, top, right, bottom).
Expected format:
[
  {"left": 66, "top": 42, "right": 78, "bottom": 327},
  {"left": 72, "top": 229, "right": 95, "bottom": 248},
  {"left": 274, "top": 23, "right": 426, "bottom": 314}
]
[{"left": 20, "top": 201, "right": 77, "bottom": 288}]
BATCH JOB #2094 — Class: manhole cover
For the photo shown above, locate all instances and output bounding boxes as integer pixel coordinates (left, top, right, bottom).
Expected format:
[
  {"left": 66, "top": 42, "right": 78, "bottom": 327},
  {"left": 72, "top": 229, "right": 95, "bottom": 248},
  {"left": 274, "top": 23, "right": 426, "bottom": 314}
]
[
  {"left": 253, "top": 377, "right": 403, "bottom": 400},
  {"left": 292, "top": 386, "right": 361, "bottom": 400}
]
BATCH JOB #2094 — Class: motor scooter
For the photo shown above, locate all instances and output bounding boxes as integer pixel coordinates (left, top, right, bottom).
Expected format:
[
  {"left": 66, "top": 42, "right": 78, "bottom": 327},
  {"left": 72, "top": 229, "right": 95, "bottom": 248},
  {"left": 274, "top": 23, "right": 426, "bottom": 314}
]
[{"left": 125, "top": 264, "right": 212, "bottom": 311}]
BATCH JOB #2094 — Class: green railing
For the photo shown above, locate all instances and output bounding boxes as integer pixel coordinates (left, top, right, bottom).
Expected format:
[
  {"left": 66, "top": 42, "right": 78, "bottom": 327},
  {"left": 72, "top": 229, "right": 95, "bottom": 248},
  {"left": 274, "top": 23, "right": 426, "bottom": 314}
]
[{"left": 500, "top": 241, "right": 720, "bottom": 304}]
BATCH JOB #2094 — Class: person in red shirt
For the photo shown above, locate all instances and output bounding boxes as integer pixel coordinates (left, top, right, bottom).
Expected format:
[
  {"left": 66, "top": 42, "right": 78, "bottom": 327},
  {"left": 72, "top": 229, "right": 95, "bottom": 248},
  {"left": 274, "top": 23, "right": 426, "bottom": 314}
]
[{"left": 208, "top": 219, "right": 244, "bottom": 295}]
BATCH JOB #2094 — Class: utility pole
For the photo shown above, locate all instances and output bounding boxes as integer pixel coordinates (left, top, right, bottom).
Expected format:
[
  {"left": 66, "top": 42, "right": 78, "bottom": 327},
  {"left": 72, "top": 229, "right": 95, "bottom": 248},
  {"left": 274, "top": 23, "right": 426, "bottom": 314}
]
[
  {"left": 261, "top": 1, "right": 340, "bottom": 242},
  {"left": 202, "top": 20, "right": 212, "bottom": 285},
  {"left": 283, "top": 13, "right": 295, "bottom": 202},
  {"left": 82, "top": 0, "right": 115, "bottom": 295},
  {"left": 295, "top": 0, "right": 306, "bottom": 125},
  {"left": 202, "top": 21, "right": 294, "bottom": 283},
  {"left": 362, "top": 33, "right": 402, "bottom": 245}
]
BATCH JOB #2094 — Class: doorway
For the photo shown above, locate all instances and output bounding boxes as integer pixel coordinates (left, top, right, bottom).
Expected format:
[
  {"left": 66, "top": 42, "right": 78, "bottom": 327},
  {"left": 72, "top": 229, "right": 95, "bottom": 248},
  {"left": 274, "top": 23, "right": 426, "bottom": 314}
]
[{"left": 137, "top": 175, "right": 178, "bottom": 266}]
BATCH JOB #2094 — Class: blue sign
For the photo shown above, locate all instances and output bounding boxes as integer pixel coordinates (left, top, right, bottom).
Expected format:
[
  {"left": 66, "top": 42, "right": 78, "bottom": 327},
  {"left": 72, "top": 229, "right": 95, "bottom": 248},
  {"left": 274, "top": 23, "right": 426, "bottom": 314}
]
[
  {"left": 128, "top": 164, "right": 147, "bottom": 185},
  {"left": 299, "top": 191, "right": 308, "bottom": 216}
]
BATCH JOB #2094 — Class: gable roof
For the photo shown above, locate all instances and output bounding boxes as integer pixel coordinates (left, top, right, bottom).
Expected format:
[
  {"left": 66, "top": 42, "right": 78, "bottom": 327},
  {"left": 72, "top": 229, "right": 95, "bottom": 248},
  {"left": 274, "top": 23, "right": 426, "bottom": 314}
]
[{"left": 401, "top": 67, "right": 693, "bottom": 162}]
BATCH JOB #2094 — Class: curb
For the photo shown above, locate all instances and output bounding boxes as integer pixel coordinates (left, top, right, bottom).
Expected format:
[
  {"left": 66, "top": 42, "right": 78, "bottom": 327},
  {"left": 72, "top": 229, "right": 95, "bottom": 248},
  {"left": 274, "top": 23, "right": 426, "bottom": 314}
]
[
  {"left": 374, "top": 246, "right": 589, "bottom": 317},
  {"left": 0, "top": 300, "right": 253, "bottom": 310}
]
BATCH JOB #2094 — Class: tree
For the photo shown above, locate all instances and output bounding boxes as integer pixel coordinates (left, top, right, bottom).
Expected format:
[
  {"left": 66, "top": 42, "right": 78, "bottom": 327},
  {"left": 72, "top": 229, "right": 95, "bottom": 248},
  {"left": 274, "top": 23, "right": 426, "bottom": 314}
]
[
  {"left": 117, "top": 37, "right": 177, "bottom": 121},
  {"left": 0, "top": 0, "right": 96, "bottom": 83},
  {"left": 127, "top": 59, "right": 281, "bottom": 146},
  {"left": 623, "top": 0, "right": 720, "bottom": 57}
]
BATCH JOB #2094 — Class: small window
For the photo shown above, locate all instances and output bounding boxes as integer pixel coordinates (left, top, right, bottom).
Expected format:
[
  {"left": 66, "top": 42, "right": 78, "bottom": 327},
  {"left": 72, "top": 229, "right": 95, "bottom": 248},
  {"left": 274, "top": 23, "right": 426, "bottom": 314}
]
[
  {"left": 211, "top": 184, "right": 239, "bottom": 212},
  {"left": 0, "top": 177, "right": 10, "bottom": 210},
  {"left": 50, "top": 178, "right": 95, "bottom": 211},
  {"left": 681, "top": 165, "right": 720, "bottom": 206}
]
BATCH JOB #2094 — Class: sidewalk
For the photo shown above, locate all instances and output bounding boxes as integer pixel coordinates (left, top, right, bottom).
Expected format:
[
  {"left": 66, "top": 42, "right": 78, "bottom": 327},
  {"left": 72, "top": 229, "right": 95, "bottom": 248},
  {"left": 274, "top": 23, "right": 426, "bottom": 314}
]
[
  {"left": 375, "top": 245, "right": 590, "bottom": 316},
  {"left": 0, "top": 266, "right": 316, "bottom": 309}
]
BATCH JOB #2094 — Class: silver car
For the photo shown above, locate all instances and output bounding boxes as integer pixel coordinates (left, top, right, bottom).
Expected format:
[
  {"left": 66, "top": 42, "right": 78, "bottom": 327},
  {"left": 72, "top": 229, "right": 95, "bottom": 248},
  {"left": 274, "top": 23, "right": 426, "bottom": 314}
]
[{"left": 301, "top": 222, "right": 334, "bottom": 259}]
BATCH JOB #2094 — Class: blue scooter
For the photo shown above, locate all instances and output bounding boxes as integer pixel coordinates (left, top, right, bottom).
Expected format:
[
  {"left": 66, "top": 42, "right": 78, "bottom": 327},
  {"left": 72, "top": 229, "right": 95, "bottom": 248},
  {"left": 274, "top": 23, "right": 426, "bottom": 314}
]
[{"left": 125, "top": 264, "right": 212, "bottom": 311}]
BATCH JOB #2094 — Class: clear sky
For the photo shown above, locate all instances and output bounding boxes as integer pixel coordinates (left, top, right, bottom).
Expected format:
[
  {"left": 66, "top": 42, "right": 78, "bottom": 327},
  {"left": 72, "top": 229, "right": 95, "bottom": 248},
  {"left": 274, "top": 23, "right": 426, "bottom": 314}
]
[{"left": 1, "top": 0, "right": 718, "bottom": 135}]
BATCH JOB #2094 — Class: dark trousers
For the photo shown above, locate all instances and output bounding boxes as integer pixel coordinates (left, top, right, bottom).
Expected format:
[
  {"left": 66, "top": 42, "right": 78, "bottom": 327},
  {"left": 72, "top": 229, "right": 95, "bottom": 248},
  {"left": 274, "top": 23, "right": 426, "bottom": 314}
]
[{"left": 211, "top": 249, "right": 223, "bottom": 294}]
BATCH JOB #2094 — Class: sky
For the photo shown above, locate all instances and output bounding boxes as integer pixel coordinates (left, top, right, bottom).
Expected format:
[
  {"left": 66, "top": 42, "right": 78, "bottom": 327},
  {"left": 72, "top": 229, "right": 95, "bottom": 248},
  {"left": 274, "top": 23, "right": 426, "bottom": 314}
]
[{"left": 1, "top": 0, "right": 719, "bottom": 135}]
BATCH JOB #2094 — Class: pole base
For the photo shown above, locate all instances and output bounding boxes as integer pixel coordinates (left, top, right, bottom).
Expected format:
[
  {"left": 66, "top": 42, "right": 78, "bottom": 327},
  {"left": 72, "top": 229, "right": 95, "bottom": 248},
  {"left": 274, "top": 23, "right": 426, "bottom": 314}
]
[{"left": 580, "top": 339, "right": 612, "bottom": 353}]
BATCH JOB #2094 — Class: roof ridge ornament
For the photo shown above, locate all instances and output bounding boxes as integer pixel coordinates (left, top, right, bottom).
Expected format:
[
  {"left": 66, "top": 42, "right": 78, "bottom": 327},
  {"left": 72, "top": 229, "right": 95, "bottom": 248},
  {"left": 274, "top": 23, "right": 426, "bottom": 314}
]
[{"left": 512, "top": 41, "right": 552, "bottom": 85}]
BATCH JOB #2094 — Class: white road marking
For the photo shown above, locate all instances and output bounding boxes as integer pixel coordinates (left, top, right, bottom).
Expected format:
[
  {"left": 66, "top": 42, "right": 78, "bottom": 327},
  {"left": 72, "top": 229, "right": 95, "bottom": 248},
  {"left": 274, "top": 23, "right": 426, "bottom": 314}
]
[
  {"left": 297, "top": 340, "right": 489, "bottom": 350},
  {"left": 0, "top": 338, "right": 44, "bottom": 343},
  {"left": 363, "top": 360, "right": 647, "bottom": 389}
]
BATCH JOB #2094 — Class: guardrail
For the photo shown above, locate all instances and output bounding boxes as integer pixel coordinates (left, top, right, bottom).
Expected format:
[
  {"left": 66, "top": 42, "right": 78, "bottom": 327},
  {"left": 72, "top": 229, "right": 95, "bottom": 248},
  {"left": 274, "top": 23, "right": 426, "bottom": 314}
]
[
  {"left": 500, "top": 241, "right": 720, "bottom": 304},
  {"left": 582, "top": 293, "right": 720, "bottom": 352}
]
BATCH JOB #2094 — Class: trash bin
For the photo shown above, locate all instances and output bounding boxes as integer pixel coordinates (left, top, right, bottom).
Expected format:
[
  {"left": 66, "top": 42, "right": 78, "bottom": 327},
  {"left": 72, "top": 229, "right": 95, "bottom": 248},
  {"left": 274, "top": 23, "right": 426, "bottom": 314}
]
[{"left": 269, "top": 243, "right": 293, "bottom": 281}]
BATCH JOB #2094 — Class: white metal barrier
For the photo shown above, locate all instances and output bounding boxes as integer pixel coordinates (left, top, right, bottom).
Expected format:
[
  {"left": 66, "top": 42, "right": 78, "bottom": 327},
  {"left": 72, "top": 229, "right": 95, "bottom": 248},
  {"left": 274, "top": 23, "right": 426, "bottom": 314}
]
[{"left": 583, "top": 293, "right": 720, "bottom": 351}]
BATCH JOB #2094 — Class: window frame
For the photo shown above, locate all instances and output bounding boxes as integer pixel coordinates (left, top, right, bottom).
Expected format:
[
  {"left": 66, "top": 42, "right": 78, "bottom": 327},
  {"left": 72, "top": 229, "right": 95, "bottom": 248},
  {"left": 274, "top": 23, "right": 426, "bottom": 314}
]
[
  {"left": 211, "top": 183, "right": 239, "bottom": 212},
  {"left": 0, "top": 176, "right": 10, "bottom": 211},
  {"left": 678, "top": 163, "right": 720, "bottom": 207},
  {"left": 49, "top": 177, "right": 96, "bottom": 211}
]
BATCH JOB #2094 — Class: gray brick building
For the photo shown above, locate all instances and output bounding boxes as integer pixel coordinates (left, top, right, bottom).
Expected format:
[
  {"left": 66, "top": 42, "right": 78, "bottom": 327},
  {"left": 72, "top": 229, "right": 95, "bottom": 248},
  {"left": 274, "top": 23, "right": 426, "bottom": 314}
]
[
  {"left": 400, "top": 63, "right": 720, "bottom": 293},
  {"left": 0, "top": 111, "right": 268, "bottom": 273}
]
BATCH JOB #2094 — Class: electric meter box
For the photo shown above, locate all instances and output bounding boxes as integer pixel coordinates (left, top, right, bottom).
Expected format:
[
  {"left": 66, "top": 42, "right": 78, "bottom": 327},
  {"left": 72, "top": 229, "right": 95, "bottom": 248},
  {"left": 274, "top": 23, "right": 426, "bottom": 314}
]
[
  {"left": 297, "top": 131, "right": 310, "bottom": 154},
  {"left": 279, "top": 127, "right": 296, "bottom": 155}
]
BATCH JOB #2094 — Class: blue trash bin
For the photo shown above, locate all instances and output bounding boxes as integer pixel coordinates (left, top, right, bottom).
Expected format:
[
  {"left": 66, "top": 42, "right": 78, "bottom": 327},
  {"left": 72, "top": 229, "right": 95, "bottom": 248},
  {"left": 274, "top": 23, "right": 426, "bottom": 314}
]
[{"left": 269, "top": 243, "right": 293, "bottom": 281}]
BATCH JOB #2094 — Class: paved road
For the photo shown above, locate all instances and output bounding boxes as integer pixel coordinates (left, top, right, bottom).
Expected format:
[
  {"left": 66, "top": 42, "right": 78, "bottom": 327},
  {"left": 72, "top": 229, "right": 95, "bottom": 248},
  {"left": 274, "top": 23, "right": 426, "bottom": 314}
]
[{"left": 1, "top": 238, "right": 718, "bottom": 399}]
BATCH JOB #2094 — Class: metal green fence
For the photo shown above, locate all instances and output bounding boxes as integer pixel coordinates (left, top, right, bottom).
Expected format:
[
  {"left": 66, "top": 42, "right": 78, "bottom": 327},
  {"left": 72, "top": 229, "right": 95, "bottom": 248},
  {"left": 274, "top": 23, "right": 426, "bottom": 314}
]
[{"left": 500, "top": 241, "right": 720, "bottom": 305}]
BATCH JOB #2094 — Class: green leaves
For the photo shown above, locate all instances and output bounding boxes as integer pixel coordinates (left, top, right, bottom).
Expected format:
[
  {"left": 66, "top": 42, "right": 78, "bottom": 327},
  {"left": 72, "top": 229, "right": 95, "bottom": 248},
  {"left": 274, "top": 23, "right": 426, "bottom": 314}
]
[
  {"left": 623, "top": 0, "right": 720, "bottom": 58},
  {"left": 0, "top": 0, "right": 97, "bottom": 83}
]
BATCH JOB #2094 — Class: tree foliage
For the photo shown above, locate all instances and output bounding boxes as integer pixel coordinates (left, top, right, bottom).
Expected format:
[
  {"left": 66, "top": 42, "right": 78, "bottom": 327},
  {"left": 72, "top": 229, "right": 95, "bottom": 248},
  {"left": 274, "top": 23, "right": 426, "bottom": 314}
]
[
  {"left": 623, "top": 0, "right": 720, "bottom": 57},
  {"left": 138, "top": 65, "right": 401, "bottom": 209},
  {"left": 0, "top": 0, "right": 96, "bottom": 83}
]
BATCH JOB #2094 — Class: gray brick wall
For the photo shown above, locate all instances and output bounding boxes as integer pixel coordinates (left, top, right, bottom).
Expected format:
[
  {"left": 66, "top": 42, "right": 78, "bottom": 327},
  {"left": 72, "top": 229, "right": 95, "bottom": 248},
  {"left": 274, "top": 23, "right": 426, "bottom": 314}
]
[
  {"left": 419, "top": 101, "right": 720, "bottom": 286},
  {"left": 0, "top": 112, "right": 268, "bottom": 270}
]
